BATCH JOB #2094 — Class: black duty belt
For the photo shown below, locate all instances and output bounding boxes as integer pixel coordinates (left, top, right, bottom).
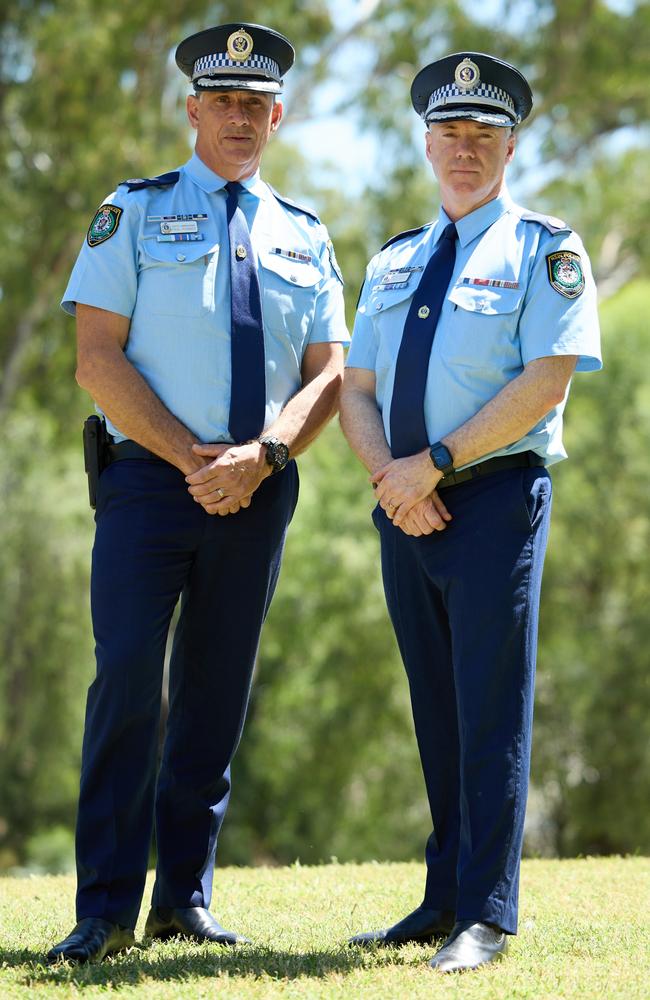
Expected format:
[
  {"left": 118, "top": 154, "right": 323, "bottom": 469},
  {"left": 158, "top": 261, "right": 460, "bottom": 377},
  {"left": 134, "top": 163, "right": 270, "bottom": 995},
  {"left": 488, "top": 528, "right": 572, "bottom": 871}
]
[
  {"left": 437, "top": 451, "right": 545, "bottom": 490},
  {"left": 107, "top": 440, "right": 167, "bottom": 463}
]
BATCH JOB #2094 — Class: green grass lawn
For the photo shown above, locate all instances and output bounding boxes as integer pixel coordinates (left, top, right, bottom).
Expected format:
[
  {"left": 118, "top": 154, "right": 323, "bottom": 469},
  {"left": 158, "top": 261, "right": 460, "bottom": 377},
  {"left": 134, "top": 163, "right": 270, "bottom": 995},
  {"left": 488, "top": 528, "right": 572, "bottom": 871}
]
[{"left": 0, "top": 857, "right": 648, "bottom": 999}]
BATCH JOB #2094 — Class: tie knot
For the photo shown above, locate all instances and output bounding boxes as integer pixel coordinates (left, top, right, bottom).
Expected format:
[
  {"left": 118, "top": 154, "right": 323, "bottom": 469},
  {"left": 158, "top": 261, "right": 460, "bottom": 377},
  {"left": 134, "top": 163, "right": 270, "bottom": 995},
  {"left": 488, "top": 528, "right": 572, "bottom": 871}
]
[
  {"left": 225, "top": 180, "right": 244, "bottom": 199},
  {"left": 442, "top": 222, "right": 457, "bottom": 242}
]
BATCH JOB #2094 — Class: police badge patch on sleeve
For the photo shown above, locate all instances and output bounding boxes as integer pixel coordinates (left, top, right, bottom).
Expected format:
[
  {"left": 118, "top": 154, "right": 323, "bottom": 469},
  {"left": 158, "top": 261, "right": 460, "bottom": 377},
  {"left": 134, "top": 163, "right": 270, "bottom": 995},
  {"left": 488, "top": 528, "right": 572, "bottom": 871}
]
[
  {"left": 87, "top": 204, "right": 123, "bottom": 247},
  {"left": 546, "top": 251, "right": 585, "bottom": 298}
]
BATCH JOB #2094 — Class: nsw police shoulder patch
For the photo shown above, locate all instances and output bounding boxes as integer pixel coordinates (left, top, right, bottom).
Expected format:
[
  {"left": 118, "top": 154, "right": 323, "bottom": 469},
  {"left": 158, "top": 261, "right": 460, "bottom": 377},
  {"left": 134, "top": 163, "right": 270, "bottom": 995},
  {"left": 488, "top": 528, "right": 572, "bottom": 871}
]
[
  {"left": 87, "top": 204, "right": 122, "bottom": 247},
  {"left": 546, "top": 251, "right": 584, "bottom": 298}
]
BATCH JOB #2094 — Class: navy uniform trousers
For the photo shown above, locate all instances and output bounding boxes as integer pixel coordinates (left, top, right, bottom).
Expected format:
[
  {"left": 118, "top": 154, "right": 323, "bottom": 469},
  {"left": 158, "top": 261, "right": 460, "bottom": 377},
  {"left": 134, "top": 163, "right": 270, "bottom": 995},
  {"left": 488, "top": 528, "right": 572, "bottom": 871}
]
[
  {"left": 375, "top": 465, "right": 552, "bottom": 935},
  {"left": 75, "top": 456, "right": 298, "bottom": 929}
]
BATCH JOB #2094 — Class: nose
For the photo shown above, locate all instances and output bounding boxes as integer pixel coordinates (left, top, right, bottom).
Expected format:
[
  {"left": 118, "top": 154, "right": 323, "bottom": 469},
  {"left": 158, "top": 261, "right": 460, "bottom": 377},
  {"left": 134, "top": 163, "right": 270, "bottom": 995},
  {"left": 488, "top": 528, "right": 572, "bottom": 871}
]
[
  {"left": 455, "top": 136, "right": 477, "bottom": 158},
  {"left": 229, "top": 99, "right": 250, "bottom": 125}
]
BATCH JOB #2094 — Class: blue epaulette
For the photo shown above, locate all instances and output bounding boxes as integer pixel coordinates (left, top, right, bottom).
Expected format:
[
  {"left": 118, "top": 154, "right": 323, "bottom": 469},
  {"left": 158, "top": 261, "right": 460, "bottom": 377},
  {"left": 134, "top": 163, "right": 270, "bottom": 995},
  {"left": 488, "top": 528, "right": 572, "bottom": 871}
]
[
  {"left": 267, "top": 185, "right": 320, "bottom": 222},
  {"left": 119, "top": 171, "right": 180, "bottom": 192},
  {"left": 518, "top": 209, "right": 571, "bottom": 235},
  {"left": 380, "top": 223, "right": 433, "bottom": 252}
]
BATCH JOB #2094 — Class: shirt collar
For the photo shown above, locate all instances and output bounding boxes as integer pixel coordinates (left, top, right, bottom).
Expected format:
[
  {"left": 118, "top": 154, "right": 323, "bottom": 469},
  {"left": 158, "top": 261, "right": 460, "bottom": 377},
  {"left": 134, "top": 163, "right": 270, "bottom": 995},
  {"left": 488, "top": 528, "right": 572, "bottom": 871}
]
[
  {"left": 436, "top": 190, "right": 514, "bottom": 248},
  {"left": 183, "top": 152, "right": 264, "bottom": 199}
]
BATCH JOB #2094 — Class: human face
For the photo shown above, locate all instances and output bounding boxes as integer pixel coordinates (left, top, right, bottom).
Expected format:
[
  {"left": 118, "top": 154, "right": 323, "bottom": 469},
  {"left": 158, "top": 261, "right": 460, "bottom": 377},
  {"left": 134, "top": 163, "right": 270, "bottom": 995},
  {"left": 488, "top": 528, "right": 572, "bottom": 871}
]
[
  {"left": 425, "top": 120, "right": 515, "bottom": 220},
  {"left": 187, "top": 89, "right": 283, "bottom": 181}
]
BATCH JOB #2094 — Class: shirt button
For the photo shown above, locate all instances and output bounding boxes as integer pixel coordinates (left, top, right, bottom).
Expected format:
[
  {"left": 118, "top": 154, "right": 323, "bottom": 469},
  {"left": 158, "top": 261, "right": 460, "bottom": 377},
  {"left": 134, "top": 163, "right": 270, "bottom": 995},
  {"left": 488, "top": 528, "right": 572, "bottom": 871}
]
[{"left": 176, "top": 253, "right": 186, "bottom": 262}]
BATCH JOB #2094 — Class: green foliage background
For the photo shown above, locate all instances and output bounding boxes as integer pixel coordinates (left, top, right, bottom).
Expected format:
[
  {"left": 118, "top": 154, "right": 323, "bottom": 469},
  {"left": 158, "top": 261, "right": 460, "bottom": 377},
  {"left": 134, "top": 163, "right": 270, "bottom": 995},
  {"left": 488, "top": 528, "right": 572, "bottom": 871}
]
[{"left": 1, "top": 0, "right": 648, "bottom": 873}]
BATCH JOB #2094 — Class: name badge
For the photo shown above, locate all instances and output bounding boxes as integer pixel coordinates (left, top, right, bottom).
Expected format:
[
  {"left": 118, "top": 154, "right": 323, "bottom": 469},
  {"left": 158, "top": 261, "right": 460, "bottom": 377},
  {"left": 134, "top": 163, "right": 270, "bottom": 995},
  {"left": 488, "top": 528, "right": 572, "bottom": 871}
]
[
  {"left": 377, "top": 265, "right": 424, "bottom": 290},
  {"left": 160, "top": 220, "right": 198, "bottom": 234}
]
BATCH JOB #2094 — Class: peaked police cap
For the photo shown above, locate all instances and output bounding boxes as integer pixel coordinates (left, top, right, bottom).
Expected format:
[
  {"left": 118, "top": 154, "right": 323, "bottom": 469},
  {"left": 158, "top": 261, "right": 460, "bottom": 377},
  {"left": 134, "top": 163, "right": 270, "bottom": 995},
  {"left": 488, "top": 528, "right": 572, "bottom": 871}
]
[
  {"left": 176, "top": 23, "right": 294, "bottom": 94},
  {"left": 411, "top": 52, "right": 533, "bottom": 128}
]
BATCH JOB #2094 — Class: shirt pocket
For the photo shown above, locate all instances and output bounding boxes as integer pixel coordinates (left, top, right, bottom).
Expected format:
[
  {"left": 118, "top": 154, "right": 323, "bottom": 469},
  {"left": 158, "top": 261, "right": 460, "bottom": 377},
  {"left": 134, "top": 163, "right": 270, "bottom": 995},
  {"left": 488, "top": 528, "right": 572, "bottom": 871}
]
[
  {"left": 137, "top": 242, "right": 218, "bottom": 318},
  {"left": 258, "top": 249, "right": 321, "bottom": 341},
  {"left": 364, "top": 282, "right": 415, "bottom": 371},
  {"left": 442, "top": 284, "right": 525, "bottom": 370}
]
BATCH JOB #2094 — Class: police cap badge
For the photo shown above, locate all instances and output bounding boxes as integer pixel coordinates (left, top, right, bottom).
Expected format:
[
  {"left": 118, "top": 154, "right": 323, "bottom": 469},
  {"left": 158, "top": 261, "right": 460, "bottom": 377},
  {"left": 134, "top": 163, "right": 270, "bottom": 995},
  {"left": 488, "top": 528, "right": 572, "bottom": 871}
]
[
  {"left": 176, "top": 22, "right": 294, "bottom": 94},
  {"left": 411, "top": 52, "right": 533, "bottom": 128}
]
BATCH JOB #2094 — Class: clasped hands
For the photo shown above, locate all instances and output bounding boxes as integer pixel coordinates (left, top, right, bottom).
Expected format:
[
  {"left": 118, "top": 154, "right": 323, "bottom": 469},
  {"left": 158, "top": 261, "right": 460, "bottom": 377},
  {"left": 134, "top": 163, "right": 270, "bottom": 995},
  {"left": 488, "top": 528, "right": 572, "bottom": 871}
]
[
  {"left": 372, "top": 450, "right": 452, "bottom": 536},
  {"left": 185, "top": 441, "right": 270, "bottom": 516}
]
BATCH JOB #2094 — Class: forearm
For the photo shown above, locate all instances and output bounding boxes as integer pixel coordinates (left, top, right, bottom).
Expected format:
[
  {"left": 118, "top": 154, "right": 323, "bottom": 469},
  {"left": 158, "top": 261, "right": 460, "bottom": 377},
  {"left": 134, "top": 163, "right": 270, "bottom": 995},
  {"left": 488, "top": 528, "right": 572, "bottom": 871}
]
[
  {"left": 339, "top": 382, "right": 392, "bottom": 473},
  {"left": 77, "top": 346, "right": 200, "bottom": 474},
  {"left": 265, "top": 352, "right": 343, "bottom": 458},
  {"left": 443, "top": 355, "right": 577, "bottom": 467}
]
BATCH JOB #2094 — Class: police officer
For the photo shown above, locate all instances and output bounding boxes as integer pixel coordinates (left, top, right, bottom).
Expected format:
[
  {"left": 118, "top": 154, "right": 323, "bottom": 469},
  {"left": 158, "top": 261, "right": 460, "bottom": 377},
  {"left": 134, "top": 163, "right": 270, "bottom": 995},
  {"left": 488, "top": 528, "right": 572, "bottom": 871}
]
[
  {"left": 340, "top": 53, "right": 601, "bottom": 972},
  {"left": 48, "top": 23, "right": 348, "bottom": 964}
]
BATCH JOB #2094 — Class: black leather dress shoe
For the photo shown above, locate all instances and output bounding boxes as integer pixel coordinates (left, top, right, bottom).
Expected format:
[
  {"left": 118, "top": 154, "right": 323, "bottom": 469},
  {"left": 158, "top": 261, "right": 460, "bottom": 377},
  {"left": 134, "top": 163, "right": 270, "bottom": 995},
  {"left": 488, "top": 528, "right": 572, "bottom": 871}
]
[
  {"left": 348, "top": 905, "right": 455, "bottom": 947},
  {"left": 47, "top": 917, "right": 134, "bottom": 964},
  {"left": 429, "top": 920, "right": 508, "bottom": 972},
  {"left": 144, "top": 906, "right": 250, "bottom": 945}
]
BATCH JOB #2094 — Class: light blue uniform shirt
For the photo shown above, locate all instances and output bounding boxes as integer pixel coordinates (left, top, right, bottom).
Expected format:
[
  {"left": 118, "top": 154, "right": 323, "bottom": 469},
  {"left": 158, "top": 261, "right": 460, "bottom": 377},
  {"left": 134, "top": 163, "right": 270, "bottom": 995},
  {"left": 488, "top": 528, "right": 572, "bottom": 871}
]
[
  {"left": 62, "top": 153, "right": 349, "bottom": 443},
  {"left": 348, "top": 190, "right": 602, "bottom": 466}
]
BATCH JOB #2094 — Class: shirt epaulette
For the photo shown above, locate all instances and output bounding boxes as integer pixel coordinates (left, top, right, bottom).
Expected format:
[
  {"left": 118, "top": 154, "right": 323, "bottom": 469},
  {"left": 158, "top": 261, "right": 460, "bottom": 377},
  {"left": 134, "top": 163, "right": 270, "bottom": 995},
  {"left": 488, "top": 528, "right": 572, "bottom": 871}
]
[
  {"left": 119, "top": 171, "right": 181, "bottom": 192},
  {"left": 380, "top": 223, "right": 434, "bottom": 252},
  {"left": 517, "top": 209, "right": 571, "bottom": 235},
  {"left": 267, "top": 185, "right": 320, "bottom": 223}
]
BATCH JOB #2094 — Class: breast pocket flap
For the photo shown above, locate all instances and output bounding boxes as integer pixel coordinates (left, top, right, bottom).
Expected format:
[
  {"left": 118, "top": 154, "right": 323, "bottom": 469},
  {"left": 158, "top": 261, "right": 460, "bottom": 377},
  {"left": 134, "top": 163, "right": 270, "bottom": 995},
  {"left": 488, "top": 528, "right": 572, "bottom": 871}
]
[
  {"left": 259, "top": 250, "right": 321, "bottom": 288},
  {"left": 449, "top": 284, "right": 524, "bottom": 315}
]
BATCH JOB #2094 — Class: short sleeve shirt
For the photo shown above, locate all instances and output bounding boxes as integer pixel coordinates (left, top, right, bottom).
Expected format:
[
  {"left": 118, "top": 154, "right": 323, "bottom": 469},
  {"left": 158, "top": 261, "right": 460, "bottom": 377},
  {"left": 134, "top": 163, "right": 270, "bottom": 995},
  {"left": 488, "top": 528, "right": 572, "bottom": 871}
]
[
  {"left": 62, "top": 153, "right": 349, "bottom": 443},
  {"left": 347, "top": 191, "right": 601, "bottom": 466}
]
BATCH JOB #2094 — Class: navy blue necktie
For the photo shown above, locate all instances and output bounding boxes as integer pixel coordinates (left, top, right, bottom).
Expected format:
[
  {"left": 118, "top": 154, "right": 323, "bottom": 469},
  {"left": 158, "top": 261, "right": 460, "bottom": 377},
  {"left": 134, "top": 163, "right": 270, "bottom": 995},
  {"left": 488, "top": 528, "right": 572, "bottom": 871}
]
[
  {"left": 389, "top": 222, "right": 457, "bottom": 458},
  {"left": 224, "top": 181, "right": 266, "bottom": 442}
]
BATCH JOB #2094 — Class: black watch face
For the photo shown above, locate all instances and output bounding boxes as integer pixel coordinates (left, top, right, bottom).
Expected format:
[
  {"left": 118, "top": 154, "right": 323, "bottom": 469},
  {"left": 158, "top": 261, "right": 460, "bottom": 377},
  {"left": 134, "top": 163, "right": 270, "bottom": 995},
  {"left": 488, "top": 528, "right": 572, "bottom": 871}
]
[
  {"left": 274, "top": 443, "right": 289, "bottom": 469},
  {"left": 431, "top": 445, "right": 452, "bottom": 471}
]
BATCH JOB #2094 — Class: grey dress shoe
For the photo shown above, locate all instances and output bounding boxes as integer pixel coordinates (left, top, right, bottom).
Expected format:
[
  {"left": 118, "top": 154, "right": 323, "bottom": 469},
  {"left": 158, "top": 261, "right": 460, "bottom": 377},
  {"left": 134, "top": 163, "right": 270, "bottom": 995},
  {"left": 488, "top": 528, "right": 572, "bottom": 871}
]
[
  {"left": 144, "top": 906, "right": 250, "bottom": 944},
  {"left": 47, "top": 917, "right": 134, "bottom": 964},
  {"left": 429, "top": 920, "right": 508, "bottom": 972},
  {"left": 348, "top": 905, "right": 455, "bottom": 947}
]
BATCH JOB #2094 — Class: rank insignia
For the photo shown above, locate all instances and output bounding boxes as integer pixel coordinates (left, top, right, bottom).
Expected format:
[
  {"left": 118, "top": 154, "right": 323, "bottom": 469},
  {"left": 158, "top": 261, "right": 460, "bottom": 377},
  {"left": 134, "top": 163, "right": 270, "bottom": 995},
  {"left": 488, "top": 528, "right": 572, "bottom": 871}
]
[
  {"left": 546, "top": 251, "right": 585, "bottom": 298},
  {"left": 87, "top": 204, "right": 122, "bottom": 247},
  {"left": 227, "top": 29, "right": 254, "bottom": 62},
  {"left": 455, "top": 57, "right": 480, "bottom": 91}
]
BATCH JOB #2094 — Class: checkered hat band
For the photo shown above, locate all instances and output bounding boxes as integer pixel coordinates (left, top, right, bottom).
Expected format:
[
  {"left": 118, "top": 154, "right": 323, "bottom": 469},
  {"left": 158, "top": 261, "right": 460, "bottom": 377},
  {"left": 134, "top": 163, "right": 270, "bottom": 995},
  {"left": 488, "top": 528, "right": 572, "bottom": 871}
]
[
  {"left": 424, "top": 83, "right": 515, "bottom": 120},
  {"left": 192, "top": 53, "right": 280, "bottom": 80}
]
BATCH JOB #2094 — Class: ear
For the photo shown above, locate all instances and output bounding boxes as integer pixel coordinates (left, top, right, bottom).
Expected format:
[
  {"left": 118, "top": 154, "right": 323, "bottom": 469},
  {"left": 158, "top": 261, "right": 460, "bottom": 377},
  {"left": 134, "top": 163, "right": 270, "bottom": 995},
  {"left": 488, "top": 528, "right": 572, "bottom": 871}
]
[
  {"left": 186, "top": 94, "right": 200, "bottom": 130},
  {"left": 505, "top": 130, "right": 516, "bottom": 165},
  {"left": 270, "top": 99, "right": 283, "bottom": 133},
  {"left": 425, "top": 128, "right": 433, "bottom": 164}
]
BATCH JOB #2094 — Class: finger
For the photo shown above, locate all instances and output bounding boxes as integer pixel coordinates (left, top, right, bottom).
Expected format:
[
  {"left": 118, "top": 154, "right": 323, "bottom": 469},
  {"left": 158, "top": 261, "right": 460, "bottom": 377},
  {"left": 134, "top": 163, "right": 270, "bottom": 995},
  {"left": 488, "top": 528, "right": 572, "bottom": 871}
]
[
  {"left": 190, "top": 484, "right": 228, "bottom": 502},
  {"left": 420, "top": 503, "right": 445, "bottom": 531},
  {"left": 391, "top": 500, "right": 417, "bottom": 527},
  {"left": 370, "top": 467, "right": 388, "bottom": 484},
  {"left": 239, "top": 495, "right": 252, "bottom": 509},
  {"left": 410, "top": 508, "right": 434, "bottom": 536},
  {"left": 431, "top": 490, "right": 452, "bottom": 522},
  {"left": 185, "top": 462, "right": 223, "bottom": 486},
  {"left": 217, "top": 502, "right": 240, "bottom": 516},
  {"left": 192, "top": 443, "right": 229, "bottom": 457}
]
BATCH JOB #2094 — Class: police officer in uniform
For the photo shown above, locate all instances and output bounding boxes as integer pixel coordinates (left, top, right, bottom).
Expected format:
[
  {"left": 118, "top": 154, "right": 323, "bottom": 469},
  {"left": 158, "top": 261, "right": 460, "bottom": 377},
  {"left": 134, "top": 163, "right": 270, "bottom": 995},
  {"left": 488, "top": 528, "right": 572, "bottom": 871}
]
[
  {"left": 48, "top": 23, "right": 348, "bottom": 963},
  {"left": 340, "top": 53, "right": 601, "bottom": 972}
]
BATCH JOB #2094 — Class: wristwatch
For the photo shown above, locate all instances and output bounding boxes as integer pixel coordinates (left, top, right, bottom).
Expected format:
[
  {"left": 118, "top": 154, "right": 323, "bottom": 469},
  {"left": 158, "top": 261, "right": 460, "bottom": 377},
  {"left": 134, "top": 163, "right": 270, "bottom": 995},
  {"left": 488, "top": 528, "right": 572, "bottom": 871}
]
[
  {"left": 429, "top": 441, "right": 454, "bottom": 479},
  {"left": 260, "top": 437, "right": 290, "bottom": 474}
]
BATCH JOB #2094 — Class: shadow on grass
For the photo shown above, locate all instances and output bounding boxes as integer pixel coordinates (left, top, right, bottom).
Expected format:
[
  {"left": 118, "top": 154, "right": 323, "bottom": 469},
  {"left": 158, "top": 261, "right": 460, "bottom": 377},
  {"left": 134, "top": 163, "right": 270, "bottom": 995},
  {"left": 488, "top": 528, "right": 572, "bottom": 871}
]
[{"left": 3, "top": 942, "right": 420, "bottom": 988}]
